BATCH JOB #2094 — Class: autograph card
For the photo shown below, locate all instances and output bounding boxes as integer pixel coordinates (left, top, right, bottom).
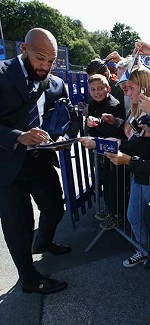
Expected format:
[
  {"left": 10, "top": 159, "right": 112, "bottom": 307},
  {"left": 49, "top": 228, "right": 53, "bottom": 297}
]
[
  {"left": 28, "top": 138, "right": 80, "bottom": 150},
  {"left": 95, "top": 138, "right": 118, "bottom": 155}
]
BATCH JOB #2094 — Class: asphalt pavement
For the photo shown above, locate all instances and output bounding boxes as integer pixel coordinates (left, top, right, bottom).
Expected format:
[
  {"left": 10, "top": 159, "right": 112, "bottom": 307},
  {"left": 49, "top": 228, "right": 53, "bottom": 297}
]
[{"left": 0, "top": 200, "right": 150, "bottom": 325}]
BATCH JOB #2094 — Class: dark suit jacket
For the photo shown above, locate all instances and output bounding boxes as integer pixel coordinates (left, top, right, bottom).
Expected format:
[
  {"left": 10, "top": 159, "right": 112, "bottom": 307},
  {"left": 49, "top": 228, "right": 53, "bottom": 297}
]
[{"left": 0, "top": 57, "right": 71, "bottom": 186}]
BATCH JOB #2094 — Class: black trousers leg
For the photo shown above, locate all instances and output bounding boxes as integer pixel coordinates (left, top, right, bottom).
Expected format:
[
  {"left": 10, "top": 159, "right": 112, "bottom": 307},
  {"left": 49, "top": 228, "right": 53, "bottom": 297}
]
[
  {"left": 0, "top": 162, "right": 64, "bottom": 283},
  {"left": 31, "top": 166, "right": 64, "bottom": 248},
  {"left": 0, "top": 180, "right": 39, "bottom": 285}
]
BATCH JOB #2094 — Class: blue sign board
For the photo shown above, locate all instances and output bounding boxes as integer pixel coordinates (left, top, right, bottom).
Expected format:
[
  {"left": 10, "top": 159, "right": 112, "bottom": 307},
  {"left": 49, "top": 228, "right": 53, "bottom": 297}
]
[
  {"left": 52, "top": 46, "right": 69, "bottom": 71},
  {"left": 15, "top": 41, "right": 22, "bottom": 55},
  {"left": 0, "top": 39, "right": 6, "bottom": 59}
]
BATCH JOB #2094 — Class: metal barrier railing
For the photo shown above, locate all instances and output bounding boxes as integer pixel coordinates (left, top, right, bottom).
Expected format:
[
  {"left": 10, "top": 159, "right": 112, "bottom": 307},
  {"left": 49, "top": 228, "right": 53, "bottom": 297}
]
[
  {"left": 57, "top": 70, "right": 150, "bottom": 254},
  {"left": 85, "top": 150, "right": 149, "bottom": 254}
]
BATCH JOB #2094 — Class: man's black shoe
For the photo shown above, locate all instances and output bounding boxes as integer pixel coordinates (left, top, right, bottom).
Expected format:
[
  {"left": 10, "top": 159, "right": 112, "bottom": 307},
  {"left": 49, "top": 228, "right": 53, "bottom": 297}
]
[
  {"left": 32, "top": 243, "right": 71, "bottom": 255},
  {"left": 144, "top": 257, "right": 150, "bottom": 270},
  {"left": 22, "top": 276, "right": 67, "bottom": 294}
]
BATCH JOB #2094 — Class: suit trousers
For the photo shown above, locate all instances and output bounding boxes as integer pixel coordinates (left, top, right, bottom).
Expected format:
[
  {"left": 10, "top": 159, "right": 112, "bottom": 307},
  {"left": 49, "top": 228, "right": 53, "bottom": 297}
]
[{"left": 0, "top": 152, "right": 64, "bottom": 285}]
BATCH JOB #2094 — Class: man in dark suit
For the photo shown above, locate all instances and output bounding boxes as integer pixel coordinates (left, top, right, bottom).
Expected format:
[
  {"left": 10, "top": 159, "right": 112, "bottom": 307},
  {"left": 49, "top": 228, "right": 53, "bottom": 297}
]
[{"left": 0, "top": 27, "right": 75, "bottom": 294}]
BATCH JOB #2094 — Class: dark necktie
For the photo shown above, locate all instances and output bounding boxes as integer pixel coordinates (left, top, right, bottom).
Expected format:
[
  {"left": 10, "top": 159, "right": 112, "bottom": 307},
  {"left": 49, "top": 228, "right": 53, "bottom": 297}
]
[{"left": 26, "top": 80, "right": 40, "bottom": 129}]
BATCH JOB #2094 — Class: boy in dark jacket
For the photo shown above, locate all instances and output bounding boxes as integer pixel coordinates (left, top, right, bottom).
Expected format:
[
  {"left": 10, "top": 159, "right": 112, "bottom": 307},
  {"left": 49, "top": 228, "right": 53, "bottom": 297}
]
[{"left": 86, "top": 74, "right": 129, "bottom": 227}]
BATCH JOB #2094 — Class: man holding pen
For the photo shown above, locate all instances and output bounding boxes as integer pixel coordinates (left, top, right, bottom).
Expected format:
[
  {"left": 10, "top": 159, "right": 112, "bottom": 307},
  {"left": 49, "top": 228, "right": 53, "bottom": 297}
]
[{"left": 0, "top": 27, "right": 74, "bottom": 294}]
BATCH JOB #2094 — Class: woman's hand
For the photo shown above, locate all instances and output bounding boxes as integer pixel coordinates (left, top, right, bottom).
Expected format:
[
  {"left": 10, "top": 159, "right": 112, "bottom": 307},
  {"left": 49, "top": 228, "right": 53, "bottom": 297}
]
[
  {"left": 78, "top": 102, "right": 89, "bottom": 117},
  {"left": 139, "top": 124, "right": 150, "bottom": 137},
  {"left": 87, "top": 116, "right": 99, "bottom": 127},
  {"left": 134, "top": 41, "right": 150, "bottom": 55},
  {"left": 139, "top": 93, "right": 150, "bottom": 115},
  {"left": 105, "top": 51, "right": 122, "bottom": 63},
  {"left": 79, "top": 137, "right": 96, "bottom": 149},
  {"left": 101, "top": 113, "right": 116, "bottom": 125},
  {"left": 124, "top": 121, "right": 133, "bottom": 139},
  {"left": 105, "top": 151, "right": 131, "bottom": 165}
]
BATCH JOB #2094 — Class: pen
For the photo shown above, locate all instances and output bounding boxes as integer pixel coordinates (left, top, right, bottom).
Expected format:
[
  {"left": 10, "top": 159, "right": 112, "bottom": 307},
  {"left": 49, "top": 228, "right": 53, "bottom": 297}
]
[
  {"left": 35, "top": 127, "right": 54, "bottom": 144},
  {"left": 47, "top": 137, "right": 55, "bottom": 144}
]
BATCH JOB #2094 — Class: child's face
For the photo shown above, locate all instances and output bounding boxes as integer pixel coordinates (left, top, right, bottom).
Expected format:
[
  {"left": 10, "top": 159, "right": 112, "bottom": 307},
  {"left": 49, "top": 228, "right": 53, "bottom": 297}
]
[
  {"left": 88, "top": 80, "right": 109, "bottom": 102},
  {"left": 127, "top": 80, "right": 140, "bottom": 104}
]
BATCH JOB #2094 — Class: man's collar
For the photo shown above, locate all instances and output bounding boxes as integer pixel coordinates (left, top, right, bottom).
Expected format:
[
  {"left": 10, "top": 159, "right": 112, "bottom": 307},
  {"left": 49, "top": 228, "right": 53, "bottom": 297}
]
[{"left": 18, "top": 54, "right": 28, "bottom": 79}]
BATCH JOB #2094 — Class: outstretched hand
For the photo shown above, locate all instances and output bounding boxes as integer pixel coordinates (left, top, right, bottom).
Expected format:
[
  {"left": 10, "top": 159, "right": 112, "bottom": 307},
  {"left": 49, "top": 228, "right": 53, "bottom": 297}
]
[
  {"left": 139, "top": 93, "right": 150, "bottom": 115},
  {"left": 79, "top": 137, "right": 96, "bottom": 149},
  {"left": 105, "top": 151, "right": 131, "bottom": 165},
  {"left": 134, "top": 41, "right": 150, "bottom": 55}
]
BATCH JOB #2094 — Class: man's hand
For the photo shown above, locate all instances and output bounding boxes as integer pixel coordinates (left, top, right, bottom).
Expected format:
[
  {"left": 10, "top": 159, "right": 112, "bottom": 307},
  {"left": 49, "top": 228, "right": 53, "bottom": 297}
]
[{"left": 17, "top": 128, "right": 50, "bottom": 146}]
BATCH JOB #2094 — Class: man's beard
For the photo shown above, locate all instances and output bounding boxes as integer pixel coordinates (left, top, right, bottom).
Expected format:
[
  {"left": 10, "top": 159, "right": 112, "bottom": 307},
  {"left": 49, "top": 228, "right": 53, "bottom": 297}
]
[{"left": 23, "top": 56, "right": 49, "bottom": 81}]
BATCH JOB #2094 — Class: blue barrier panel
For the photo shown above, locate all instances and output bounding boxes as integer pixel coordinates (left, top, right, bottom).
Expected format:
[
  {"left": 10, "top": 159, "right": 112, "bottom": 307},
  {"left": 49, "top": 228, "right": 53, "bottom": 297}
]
[
  {"left": 57, "top": 71, "right": 95, "bottom": 222},
  {"left": 59, "top": 144, "right": 95, "bottom": 223},
  {"left": 83, "top": 73, "right": 88, "bottom": 102},
  {"left": 79, "top": 143, "right": 95, "bottom": 209},
  {"left": 59, "top": 148, "right": 80, "bottom": 223},
  {"left": 67, "top": 71, "right": 88, "bottom": 105},
  {"left": 76, "top": 73, "right": 83, "bottom": 102},
  {"left": 74, "top": 142, "right": 95, "bottom": 213},
  {"left": 67, "top": 71, "right": 75, "bottom": 104},
  {"left": 73, "top": 142, "right": 86, "bottom": 215},
  {"left": 75, "top": 73, "right": 88, "bottom": 103}
]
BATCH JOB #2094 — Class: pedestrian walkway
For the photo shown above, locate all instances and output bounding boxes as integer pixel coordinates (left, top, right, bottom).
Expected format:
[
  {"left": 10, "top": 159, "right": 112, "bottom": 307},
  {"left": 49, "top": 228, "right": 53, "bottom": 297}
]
[{"left": 0, "top": 202, "right": 150, "bottom": 325}]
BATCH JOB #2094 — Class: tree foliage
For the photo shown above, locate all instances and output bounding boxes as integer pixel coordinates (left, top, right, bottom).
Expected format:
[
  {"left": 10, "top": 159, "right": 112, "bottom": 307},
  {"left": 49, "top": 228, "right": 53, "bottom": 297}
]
[
  {"left": 69, "top": 39, "right": 96, "bottom": 66},
  {"left": 1, "top": 0, "right": 141, "bottom": 66},
  {"left": 111, "top": 23, "right": 139, "bottom": 56}
]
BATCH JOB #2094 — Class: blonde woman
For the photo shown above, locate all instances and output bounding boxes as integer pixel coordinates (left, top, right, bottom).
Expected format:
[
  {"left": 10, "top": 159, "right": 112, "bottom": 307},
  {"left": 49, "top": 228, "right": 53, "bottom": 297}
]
[{"left": 104, "top": 65, "right": 150, "bottom": 268}]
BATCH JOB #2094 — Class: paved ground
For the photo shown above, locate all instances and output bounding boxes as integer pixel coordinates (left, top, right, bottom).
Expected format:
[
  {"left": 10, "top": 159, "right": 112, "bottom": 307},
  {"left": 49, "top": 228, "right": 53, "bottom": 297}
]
[{"left": 0, "top": 199, "right": 150, "bottom": 325}]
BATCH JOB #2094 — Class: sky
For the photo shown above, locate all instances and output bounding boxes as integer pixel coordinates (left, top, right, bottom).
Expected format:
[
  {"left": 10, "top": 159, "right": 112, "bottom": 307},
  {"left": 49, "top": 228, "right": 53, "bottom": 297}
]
[{"left": 22, "top": 0, "right": 150, "bottom": 44}]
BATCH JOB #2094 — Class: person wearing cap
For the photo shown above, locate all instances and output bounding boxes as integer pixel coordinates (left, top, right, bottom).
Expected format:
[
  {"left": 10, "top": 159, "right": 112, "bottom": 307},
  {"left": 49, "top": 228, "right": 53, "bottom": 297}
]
[
  {"left": 116, "top": 57, "right": 132, "bottom": 115},
  {"left": 107, "top": 61, "right": 118, "bottom": 81},
  {"left": 101, "top": 56, "right": 133, "bottom": 127}
]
